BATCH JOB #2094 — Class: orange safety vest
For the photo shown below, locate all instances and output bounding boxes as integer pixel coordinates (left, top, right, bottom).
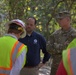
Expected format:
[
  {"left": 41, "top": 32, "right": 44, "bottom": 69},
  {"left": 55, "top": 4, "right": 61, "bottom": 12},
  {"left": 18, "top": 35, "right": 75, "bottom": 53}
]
[{"left": 0, "top": 36, "right": 27, "bottom": 75}]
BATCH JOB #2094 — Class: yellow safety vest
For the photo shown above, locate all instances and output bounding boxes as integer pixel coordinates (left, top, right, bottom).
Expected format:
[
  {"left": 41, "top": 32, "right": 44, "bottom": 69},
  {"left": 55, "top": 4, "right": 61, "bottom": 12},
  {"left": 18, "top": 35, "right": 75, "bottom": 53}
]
[
  {"left": 63, "top": 47, "right": 76, "bottom": 75},
  {"left": 0, "top": 35, "right": 27, "bottom": 75}
]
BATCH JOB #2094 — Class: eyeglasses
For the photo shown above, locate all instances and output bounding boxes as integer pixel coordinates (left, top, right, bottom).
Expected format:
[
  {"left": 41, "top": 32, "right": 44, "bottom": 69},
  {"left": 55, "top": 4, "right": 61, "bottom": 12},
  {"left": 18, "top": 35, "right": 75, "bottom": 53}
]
[
  {"left": 56, "top": 17, "right": 64, "bottom": 21},
  {"left": 58, "top": 18, "right": 64, "bottom": 20}
]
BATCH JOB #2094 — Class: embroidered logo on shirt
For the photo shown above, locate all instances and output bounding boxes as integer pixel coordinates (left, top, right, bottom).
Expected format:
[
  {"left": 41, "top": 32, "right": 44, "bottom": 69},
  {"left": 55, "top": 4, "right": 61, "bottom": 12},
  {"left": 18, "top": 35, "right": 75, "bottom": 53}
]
[{"left": 34, "top": 39, "right": 37, "bottom": 44}]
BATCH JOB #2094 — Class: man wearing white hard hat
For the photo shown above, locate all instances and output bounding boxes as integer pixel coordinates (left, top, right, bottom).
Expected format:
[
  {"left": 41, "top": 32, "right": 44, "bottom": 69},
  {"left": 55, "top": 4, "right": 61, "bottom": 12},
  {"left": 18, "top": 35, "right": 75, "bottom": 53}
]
[{"left": 0, "top": 19, "right": 27, "bottom": 75}]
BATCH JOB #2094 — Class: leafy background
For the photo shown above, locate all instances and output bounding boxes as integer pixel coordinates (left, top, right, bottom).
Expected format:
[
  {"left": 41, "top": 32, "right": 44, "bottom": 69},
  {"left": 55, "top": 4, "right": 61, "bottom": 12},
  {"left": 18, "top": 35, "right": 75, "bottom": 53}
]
[{"left": 0, "top": 0, "right": 76, "bottom": 40}]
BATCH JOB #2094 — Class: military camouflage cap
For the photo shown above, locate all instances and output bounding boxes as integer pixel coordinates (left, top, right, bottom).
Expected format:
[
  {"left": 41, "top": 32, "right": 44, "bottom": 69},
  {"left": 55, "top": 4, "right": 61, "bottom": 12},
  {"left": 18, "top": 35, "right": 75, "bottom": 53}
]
[{"left": 56, "top": 10, "right": 70, "bottom": 19}]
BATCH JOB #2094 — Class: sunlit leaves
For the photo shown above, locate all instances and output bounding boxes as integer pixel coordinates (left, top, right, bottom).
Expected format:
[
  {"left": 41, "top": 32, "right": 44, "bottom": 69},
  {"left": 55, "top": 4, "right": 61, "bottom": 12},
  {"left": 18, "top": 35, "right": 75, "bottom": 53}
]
[
  {"left": 36, "top": 25, "right": 42, "bottom": 31},
  {"left": 0, "top": 0, "right": 76, "bottom": 37},
  {"left": 28, "top": 7, "right": 31, "bottom": 10},
  {"left": 35, "top": 7, "right": 38, "bottom": 10}
]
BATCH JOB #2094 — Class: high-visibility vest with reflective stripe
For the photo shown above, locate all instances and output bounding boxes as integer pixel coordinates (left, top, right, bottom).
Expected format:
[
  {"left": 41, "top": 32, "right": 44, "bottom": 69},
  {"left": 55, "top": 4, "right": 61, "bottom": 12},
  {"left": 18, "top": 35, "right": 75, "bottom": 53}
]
[
  {"left": 63, "top": 47, "right": 76, "bottom": 75},
  {"left": 0, "top": 36, "right": 27, "bottom": 75},
  {"left": 67, "top": 39, "right": 76, "bottom": 49}
]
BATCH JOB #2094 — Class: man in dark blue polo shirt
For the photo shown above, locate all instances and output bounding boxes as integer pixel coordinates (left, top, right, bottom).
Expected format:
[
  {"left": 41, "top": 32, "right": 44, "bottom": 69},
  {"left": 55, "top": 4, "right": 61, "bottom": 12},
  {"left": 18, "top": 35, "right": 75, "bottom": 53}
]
[{"left": 19, "top": 17, "right": 50, "bottom": 75}]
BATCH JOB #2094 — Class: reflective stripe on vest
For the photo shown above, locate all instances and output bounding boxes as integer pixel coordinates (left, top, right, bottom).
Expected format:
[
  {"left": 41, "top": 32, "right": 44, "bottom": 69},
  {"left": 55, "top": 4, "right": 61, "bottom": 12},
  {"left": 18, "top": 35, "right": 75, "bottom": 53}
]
[
  {"left": 68, "top": 47, "right": 76, "bottom": 75},
  {"left": 0, "top": 41, "right": 25, "bottom": 74},
  {"left": 63, "top": 48, "right": 76, "bottom": 75},
  {"left": 0, "top": 69, "right": 10, "bottom": 75}
]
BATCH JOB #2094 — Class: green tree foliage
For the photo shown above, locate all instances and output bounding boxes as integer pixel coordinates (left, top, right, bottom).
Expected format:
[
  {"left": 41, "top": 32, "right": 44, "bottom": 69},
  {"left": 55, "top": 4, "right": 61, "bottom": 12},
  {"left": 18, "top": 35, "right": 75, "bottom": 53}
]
[
  {"left": 8, "top": 0, "right": 26, "bottom": 20},
  {"left": 0, "top": 0, "right": 76, "bottom": 39}
]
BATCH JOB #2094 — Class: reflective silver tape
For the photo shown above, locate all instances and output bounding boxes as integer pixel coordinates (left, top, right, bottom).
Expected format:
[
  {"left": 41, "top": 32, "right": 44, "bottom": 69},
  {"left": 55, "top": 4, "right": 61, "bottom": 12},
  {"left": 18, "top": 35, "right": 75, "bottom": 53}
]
[
  {"left": 0, "top": 69, "right": 10, "bottom": 74},
  {"left": 12, "top": 42, "right": 23, "bottom": 65},
  {"left": 70, "top": 47, "right": 76, "bottom": 75}
]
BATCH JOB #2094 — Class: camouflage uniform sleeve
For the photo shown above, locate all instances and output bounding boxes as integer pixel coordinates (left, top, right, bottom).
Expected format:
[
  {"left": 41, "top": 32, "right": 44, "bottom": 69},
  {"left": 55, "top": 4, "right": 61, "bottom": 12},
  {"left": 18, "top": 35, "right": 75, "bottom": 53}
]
[
  {"left": 71, "top": 29, "right": 76, "bottom": 38},
  {"left": 65, "top": 28, "right": 76, "bottom": 44},
  {"left": 46, "top": 34, "right": 55, "bottom": 54},
  {"left": 61, "top": 28, "right": 76, "bottom": 50}
]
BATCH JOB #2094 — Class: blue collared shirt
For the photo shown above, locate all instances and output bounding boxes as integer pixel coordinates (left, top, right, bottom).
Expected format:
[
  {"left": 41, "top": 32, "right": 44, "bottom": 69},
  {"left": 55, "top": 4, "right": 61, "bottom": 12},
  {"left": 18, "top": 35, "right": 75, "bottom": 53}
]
[{"left": 19, "top": 31, "right": 50, "bottom": 67}]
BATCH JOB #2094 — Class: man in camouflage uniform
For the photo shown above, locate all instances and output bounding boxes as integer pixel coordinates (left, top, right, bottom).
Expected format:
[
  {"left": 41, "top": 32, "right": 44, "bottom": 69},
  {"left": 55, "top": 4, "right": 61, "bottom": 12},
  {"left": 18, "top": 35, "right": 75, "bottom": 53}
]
[{"left": 47, "top": 10, "right": 76, "bottom": 75}]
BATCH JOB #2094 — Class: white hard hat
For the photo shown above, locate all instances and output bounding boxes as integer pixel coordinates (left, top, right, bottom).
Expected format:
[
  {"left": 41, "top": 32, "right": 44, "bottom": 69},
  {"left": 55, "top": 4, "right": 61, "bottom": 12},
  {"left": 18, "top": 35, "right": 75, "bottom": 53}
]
[
  {"left": 7, "top": 19, "right": 25, "bottom": 28},
  {"left": 5, "top": 19, "right": 26, "bottom": 38}
]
